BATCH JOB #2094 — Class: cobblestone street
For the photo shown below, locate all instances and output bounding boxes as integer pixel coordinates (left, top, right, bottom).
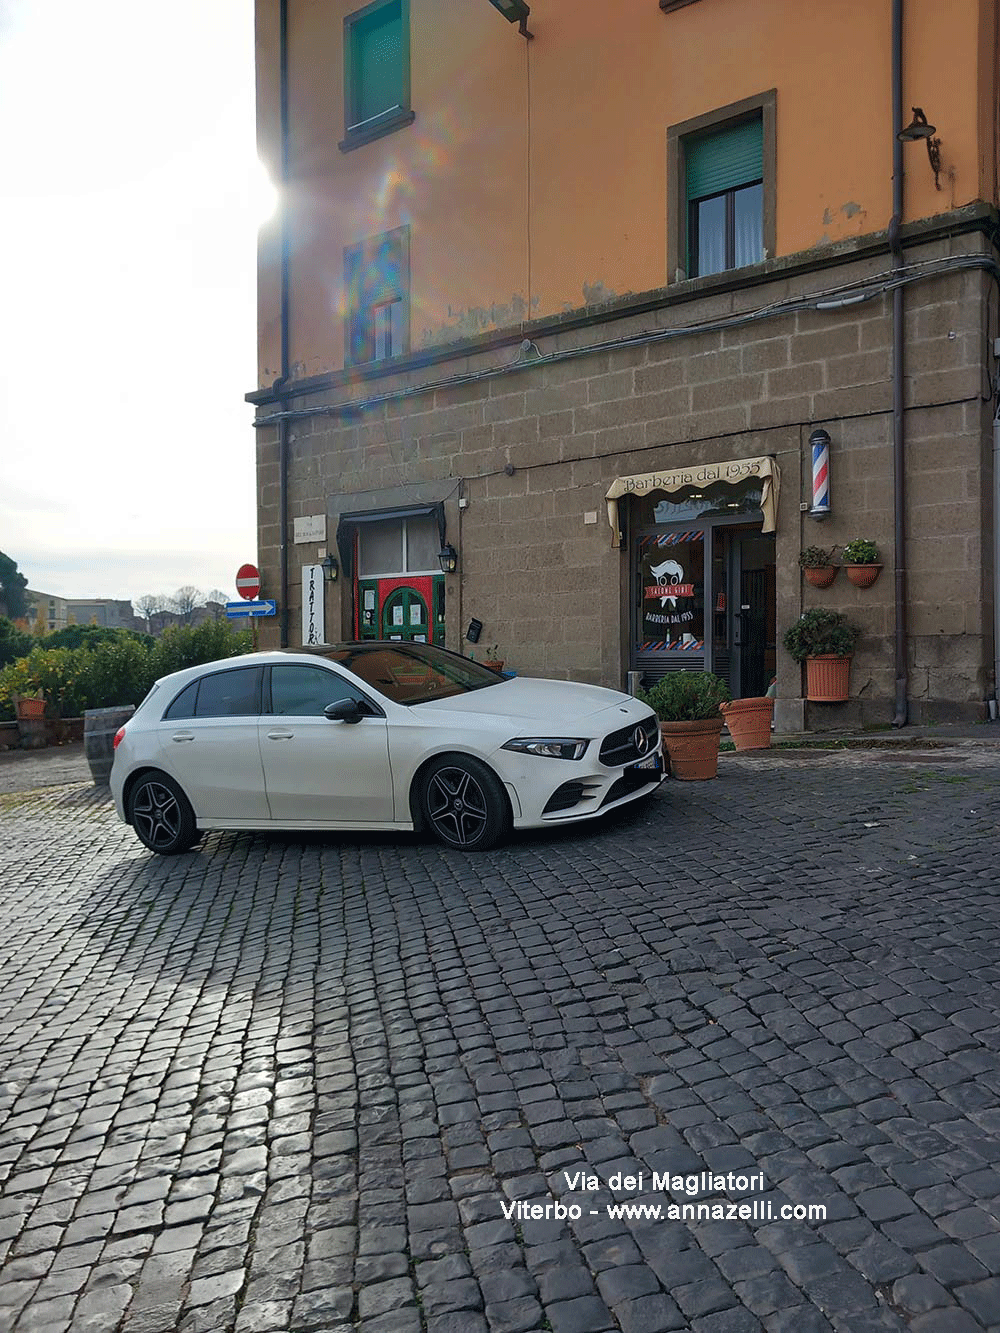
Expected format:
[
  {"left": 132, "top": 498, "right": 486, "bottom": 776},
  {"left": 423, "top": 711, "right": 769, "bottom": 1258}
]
[{"left": 2, "top": 745, "right": 1000, "bottom": 1333}]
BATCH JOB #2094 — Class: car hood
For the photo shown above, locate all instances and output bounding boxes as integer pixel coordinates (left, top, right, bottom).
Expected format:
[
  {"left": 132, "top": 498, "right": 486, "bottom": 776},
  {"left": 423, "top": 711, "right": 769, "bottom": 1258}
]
[{"left": 409, "top": 677, "right": 652, "bottom": 732}]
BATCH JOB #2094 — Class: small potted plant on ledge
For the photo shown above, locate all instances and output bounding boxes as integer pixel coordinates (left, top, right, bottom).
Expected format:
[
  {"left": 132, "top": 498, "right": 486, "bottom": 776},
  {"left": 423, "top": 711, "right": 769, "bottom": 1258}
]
[
  {"left": 481, "top": 644, "right": 505, "bottom": 671},
  {"left": 842, "top": 538, "right": 882, "bottom": 588},
  {"left": 783, "top": 608, "right": 859, "bottom": 702},
  {"left": 798, "top": 545, "right": 839, "bottom": 588},
  {"left": 638, "top": 671, "right": 731, "bottom": 780}
]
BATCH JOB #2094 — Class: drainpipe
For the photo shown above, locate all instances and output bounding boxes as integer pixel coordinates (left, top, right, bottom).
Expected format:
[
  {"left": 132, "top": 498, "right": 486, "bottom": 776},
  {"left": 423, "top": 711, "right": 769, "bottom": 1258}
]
[
  {"left": 994, "top": 413, "right": 1000, "bottom": 712},
  {"left": 277, "top": 0, "right": 291, "bottom": 647},
  {"left": 890, "top": 0, "right": 908, "bottom": 726}
]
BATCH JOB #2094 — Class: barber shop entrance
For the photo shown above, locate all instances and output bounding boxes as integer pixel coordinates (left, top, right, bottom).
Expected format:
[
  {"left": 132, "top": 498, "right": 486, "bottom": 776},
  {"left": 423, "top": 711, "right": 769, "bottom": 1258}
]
[{"left": 608, "top": 459, "right": 779, "bottom": 699}]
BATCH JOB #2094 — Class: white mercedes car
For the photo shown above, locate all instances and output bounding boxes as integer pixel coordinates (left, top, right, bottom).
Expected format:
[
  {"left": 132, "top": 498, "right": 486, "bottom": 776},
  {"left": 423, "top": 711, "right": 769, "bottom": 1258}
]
[{"left": 110, "top": 642, "right": 663, "bottom": 854}]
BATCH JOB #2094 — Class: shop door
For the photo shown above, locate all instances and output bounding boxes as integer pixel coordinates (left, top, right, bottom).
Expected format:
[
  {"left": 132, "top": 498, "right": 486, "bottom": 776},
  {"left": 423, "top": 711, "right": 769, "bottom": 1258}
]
[{"left": 730, "top": 532, "right": 776, "bottom": 698}]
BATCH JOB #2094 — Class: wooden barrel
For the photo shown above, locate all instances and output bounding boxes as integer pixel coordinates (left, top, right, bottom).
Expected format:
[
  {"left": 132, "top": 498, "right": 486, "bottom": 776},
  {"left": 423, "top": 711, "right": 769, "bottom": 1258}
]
[{"left": 84, "top": 705, "right": 135, "bottom": 786}]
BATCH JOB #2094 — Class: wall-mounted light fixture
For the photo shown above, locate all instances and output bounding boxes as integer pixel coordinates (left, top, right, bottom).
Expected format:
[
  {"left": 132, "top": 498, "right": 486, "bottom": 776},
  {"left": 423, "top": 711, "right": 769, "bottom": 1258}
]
[
  {"left": 321, "top": 553, "right": 339, "bottom": 582},
  {"left": 898, "top": 107, "right": 942, "bottom": 190},
  {"left": 438, "top": 543, "right": 458, "bottom": 574},
  {"left": 487, "top": 0, "right": 533, "bottom": 38}
]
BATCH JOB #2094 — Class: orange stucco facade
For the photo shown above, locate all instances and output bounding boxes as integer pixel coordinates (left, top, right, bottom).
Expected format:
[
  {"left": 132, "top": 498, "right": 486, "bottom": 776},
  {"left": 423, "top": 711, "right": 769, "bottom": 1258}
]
[
  {"left": 255, "top": 0, "right": 999, "bottom": 387},
  {"left": 252, "top": 0, "right": 1000, "bottom": 728}
]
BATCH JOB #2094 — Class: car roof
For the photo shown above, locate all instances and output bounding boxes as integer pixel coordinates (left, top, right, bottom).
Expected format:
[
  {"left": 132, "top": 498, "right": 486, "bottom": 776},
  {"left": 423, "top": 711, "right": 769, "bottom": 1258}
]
[{"left": 153, "top": 642, "right": 439, "bottom": 689}]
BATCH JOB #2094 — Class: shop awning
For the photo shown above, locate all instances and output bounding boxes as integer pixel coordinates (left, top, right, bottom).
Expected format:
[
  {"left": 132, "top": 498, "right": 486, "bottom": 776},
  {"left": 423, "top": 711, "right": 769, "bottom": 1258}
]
[{"left": 605, "top": 455, "right": 780, "bottom": 546}]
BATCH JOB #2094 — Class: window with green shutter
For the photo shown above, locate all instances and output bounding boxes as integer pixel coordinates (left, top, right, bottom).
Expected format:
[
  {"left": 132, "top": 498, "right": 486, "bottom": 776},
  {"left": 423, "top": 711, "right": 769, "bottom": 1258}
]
[
  {"left": 341, "top": 0, "right": 413, "bottom": 151},
  {"left": 686, "top": 116, "right": 764, "bottom": 278}
]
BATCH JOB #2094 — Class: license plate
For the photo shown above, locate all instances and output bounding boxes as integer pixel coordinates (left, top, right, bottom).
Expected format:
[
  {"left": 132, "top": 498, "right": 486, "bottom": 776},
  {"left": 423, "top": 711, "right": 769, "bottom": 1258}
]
[{"left": 631, "top": 753, "right": 659, "bottom": 771}]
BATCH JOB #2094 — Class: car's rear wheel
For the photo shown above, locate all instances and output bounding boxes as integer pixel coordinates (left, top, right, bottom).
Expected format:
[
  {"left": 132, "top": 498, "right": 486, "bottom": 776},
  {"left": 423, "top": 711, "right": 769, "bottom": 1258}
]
[
  {"left": 128, "top": 772, "right": 199, "bottom": 855},
  {"left": 421, "top": 755, "right": 510, "bottom": 851}
]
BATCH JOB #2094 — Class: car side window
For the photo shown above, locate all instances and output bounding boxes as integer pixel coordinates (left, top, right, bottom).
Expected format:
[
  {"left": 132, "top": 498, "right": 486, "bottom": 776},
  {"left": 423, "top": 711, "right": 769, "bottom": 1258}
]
[
  {"left": 269, "top": 665, "right": 371, "bottom": 716},
  {"left": 164, "top": 680, "right": 199, "bottom": 720},
  {"left": 194, "top": 667, "right": 262, "bottom": 718}
]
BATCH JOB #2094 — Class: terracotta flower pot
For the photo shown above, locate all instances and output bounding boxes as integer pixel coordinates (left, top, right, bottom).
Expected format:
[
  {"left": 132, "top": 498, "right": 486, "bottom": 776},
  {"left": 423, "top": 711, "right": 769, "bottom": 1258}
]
[
  {"left": 15, "top": 697, "right": 45, "bottom": 720},
  {"left": 658, "top": 717, "right": 724, "bottom": 780},
  {"left": 482, "top": 660, "right": 504, "bottom": 672},
  {"left": 805, "top": 655, "right": 851, "bottom": 702},
  {"left": 720, "top": 696, "right": 774, "bottom": 750},
  {"left": 845, "top": 564, "right": 882, "bottom": 588},
  {"left": 803, "top": 566, "right": 838, "bottom": 588}
]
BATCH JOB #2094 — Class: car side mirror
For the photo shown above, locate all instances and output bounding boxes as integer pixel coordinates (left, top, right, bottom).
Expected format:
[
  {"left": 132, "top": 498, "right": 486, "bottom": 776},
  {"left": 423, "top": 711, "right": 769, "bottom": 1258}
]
[{"left": 324, "top": 698, "right": 363, "bottom": 724}]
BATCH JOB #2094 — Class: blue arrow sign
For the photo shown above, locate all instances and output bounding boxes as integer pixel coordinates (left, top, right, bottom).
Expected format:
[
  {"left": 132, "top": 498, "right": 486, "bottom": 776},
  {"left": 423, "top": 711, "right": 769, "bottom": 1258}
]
[{"left": 226, "top": 599, "right": 276, "bottom": 618}]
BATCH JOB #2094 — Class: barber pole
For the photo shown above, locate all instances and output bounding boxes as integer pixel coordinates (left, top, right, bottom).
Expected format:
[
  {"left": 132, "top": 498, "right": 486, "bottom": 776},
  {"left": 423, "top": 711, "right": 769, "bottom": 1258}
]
[{"left": 809, "top": 429, "right": 831, "bottom": 518}]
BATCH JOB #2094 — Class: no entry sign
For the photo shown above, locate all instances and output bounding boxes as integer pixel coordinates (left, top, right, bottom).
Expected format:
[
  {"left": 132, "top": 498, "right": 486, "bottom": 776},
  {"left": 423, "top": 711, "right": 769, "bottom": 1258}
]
[{"left": 236, "top": 563, "right": 261, "bottom": 601}]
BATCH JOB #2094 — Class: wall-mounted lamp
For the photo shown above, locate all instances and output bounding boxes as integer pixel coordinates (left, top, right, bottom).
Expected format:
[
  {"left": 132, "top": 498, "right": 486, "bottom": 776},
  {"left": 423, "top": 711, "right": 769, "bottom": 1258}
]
[
  {"left": 897, "top": 107, "right": 942, "bottom": 190},
  {"left": 321, "top": 553, "right": 339, "bottom": 583},
  {"left": 487, "top": 0, "right": 533, "bottom": 38},
  {"left": 438, "top": 543, "right": 458, "bottom": 574}
]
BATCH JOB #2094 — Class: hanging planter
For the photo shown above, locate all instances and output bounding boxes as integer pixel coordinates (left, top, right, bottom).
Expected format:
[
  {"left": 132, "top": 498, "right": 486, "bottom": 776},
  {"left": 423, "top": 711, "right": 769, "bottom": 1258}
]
[
  {"left": 720, "top": 696, "right": 774, "bottom": 750},
  {"left": 783, "top": 609, "right": 859, "bottom": 705},
  {"left": 842, "top": 539, "right": 882, "bottom": 589},
  {"left": 845, "top": 564, "right": 882, "bottom": 588},
  {"left": 804, "top": 566, "right": 838, "bottom": 588},
  {"left": 799, "top": 545, "right": 838, "bottom": 589},
  {"left": 805, "top": 655, "right": 852, "bottom": 702}
]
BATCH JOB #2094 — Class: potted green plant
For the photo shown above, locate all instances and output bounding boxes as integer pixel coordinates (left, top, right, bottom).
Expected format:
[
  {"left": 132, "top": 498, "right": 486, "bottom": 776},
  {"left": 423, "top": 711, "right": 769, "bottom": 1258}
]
[
  {"left": 782, "top": 608, "right": 859, "bottom": 702},
  {"left": 481, "top": 644, "right": 504, "bottom": 671},
  {"left": 798, "top": 545, "right": 839, "bottom": 588},
  {"left": 638, "top": 671, "right": 731, "bottom": 779},
  {"left": 841, "top": 538, "right": 882, "bottom": 588}
]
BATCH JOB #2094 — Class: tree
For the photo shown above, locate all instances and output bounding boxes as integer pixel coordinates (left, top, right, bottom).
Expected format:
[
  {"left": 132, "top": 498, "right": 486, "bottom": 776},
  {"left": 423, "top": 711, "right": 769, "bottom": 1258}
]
[
  {"left": 205, "top": 589, "right": 230, "bottom": 619},
  {"left": 0, "top": 551, "right": 29, "bottom": 622},
  {"left": 172, "top": 586, "right": 206, "bottom": 625},
  {"left": 134, "top": 594, "right": 165, "bottom": 633},
  {"left": 0, "top": 617, "right": 32, "bottom": 669}
]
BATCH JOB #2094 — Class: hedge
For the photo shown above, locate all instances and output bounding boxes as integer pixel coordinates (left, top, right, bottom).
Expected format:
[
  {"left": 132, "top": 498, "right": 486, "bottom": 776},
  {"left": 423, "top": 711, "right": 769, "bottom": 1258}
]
[{"left": 0, "top": 621, "right": 253, "bottom": 721}]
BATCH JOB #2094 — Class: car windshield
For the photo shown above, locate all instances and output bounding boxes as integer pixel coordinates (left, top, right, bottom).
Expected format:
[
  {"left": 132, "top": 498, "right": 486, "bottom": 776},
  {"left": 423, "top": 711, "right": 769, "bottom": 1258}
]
[{"left": 314, "top": 642, "right": 504, "bottom": 706}]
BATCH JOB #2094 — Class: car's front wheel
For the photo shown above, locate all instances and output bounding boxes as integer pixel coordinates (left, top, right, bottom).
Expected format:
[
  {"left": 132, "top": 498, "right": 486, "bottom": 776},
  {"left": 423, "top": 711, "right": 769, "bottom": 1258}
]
[
  {"left": 421, "top": 755, "right": 510, "bottom": 852},
  {"left": 128, "top": 772, "right": 200, "bottom": 855}
]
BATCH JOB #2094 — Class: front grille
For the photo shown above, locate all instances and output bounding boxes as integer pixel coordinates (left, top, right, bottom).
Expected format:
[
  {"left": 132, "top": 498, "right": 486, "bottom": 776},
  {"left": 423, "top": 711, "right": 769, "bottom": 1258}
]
[
  {"left": 599, "top": 713, "right": 659, "bottom": 767},
  {"left": 599, "top": 766, "right": 660, "bottom": 808}
]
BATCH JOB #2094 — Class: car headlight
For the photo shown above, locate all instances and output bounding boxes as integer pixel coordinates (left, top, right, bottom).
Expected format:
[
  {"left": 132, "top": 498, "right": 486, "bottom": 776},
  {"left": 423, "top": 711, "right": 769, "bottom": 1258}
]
[{"left": 501, "top": 738, "right": 589, "bottom": 760}]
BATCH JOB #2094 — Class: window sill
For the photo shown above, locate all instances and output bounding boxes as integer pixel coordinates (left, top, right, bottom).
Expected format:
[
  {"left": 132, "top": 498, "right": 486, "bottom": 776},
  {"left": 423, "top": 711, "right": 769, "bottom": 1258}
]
[{"left": 339, "top": 109, "right": 415, "bottom": 153}]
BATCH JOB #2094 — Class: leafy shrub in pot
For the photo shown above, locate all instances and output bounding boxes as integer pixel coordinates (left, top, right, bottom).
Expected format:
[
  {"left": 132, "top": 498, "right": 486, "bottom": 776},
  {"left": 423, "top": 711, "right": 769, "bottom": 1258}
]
[
  {"left": 798, "top": 545, "right": 837, "bottom": 569},
  {"left": 638, "top": 671, "right": 731, "bottom": 721},
  {"left": 841, "top": 538, "right": 879, "bottom": 565},
  {"left": 782, "top": 608, "right": 858, "bottom": 662}
]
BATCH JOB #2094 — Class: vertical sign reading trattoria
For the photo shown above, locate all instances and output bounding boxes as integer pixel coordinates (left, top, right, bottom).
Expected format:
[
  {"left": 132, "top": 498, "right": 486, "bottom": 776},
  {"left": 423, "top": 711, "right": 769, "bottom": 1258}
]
[{"left": 301, "top": 564, "right": 325, "bottom": 645}]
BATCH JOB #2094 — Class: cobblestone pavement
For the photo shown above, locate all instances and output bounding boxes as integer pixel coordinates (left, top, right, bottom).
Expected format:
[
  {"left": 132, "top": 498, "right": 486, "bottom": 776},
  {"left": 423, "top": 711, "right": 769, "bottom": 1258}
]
[{"left": 1, "top": 747, "right": 1000, "bottom": 1333}]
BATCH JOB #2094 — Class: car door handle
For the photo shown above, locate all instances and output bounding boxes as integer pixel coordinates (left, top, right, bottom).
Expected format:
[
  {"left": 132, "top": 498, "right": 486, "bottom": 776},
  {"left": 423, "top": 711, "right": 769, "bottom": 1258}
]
[
  {"left": 266, "top": 731, "right": 295, "bottom": 741},
  {"left": 171, "top": 732, "right": 194, "bottom": 742}
]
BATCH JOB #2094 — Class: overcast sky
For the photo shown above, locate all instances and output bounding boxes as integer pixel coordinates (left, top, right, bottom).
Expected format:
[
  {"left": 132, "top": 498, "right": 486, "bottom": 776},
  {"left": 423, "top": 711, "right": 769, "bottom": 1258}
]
[{"left": 0, "top": 0, "right": 269, "bottom": 607}]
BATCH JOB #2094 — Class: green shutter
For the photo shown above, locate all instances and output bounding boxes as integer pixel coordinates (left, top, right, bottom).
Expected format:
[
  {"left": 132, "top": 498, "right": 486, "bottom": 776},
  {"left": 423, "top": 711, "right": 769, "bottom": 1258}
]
[
  {"left": 686, "top": 118, "right": 763, "bottom": 201},
  {"left": 353, "top": 3, "right": 402, "bottom": 126}
]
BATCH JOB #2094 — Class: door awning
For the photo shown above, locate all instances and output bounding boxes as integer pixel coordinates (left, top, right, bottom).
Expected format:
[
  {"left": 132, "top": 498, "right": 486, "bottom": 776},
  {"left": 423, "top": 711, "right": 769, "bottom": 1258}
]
[{"left": 605, "top": 455, "right": 780, "bottom": 546}]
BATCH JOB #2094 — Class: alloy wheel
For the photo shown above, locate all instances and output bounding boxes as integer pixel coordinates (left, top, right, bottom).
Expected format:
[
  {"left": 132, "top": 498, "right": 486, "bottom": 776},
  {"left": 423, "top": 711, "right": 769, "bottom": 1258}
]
[
  {"left": 425, "top": 766, "right": 490, "bottom": 847},
  {"left": 132, "top": 780, "right": 183, "bottom": 851}
]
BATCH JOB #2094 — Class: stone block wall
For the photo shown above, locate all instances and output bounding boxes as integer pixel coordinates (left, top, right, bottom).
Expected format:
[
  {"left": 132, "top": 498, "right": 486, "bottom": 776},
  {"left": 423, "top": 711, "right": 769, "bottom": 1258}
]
[{"left": 256, "top": 231, "right": 995, "bottom": 726}]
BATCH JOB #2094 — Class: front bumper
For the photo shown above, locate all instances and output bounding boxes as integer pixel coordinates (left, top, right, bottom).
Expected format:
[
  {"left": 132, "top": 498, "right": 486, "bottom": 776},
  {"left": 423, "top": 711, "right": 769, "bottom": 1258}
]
[{"left": 493, "top": 734, "right": 664, "bottom": 828}]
